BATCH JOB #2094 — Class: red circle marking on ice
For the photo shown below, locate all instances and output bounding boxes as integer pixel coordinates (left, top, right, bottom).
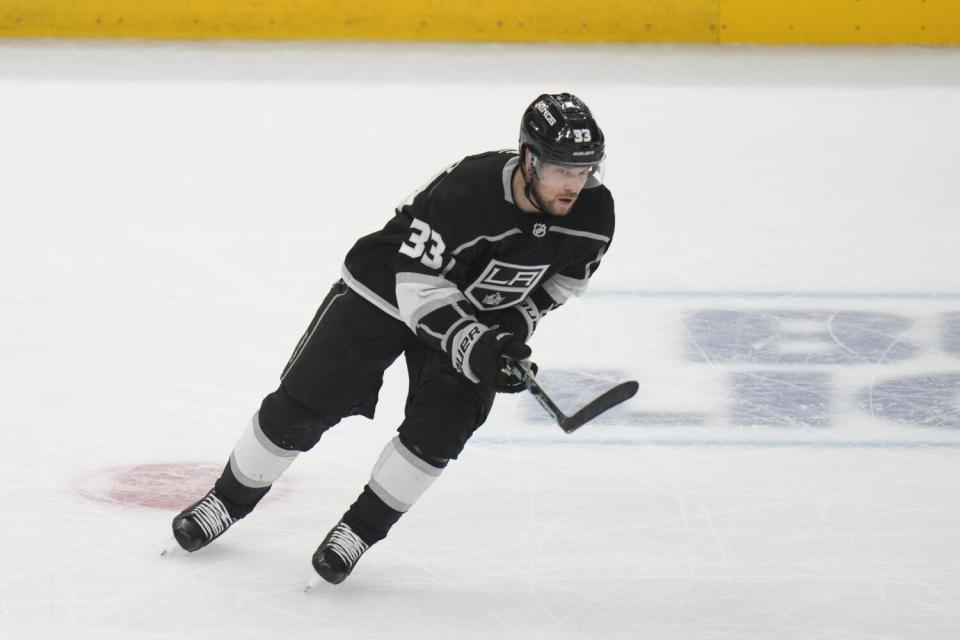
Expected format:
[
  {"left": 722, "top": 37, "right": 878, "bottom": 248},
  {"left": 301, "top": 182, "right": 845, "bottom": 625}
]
[{"left": 75, "top": 462, "right": 290, "bottom": 511}]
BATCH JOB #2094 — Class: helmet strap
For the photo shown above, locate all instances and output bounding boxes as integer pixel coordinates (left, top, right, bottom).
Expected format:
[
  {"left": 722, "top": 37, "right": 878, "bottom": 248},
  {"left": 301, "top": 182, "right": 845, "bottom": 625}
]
[{"left": 520, "top": 148, "right": 548, "bottom": 214}]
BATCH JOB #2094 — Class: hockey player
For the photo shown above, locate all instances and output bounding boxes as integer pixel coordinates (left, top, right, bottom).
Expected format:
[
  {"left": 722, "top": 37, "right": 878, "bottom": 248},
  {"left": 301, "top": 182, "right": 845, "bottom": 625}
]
[{"left": 170, "top": 93, "right": 615, "bottom": 585}]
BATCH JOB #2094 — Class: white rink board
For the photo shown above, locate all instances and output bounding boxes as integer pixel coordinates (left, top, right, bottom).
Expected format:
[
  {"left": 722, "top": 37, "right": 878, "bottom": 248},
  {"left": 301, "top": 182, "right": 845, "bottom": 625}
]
[{"left": 1, "top": 42, "right": 959, "bottom": 640}]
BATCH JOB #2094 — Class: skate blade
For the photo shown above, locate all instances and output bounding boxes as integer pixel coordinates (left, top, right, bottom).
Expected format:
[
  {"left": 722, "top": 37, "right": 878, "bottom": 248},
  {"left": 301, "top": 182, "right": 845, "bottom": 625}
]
[
  {"left": 160, "top": 538, "right": 181, "bottom": 557},
  {"left": 304, "top": 575, "right": 323, "bottom": 593}
]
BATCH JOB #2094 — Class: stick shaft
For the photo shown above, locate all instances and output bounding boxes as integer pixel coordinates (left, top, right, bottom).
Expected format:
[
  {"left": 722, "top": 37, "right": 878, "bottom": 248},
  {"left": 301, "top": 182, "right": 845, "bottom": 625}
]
[{"left": 512, "top": 362, "right": 638, "bottom": 433}]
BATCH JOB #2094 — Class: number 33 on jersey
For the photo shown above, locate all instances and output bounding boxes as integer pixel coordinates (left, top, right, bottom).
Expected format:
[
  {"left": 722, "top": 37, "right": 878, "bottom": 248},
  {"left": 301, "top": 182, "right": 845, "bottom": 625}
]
[{"left": 399, "top": 219, "right": 446, "bottom": 270}]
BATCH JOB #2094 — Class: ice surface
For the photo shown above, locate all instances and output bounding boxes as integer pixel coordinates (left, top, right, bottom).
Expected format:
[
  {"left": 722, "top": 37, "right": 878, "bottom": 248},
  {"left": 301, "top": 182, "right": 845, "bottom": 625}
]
[{"left": 1, "top": 41, "right": 959, "bottom": 639}]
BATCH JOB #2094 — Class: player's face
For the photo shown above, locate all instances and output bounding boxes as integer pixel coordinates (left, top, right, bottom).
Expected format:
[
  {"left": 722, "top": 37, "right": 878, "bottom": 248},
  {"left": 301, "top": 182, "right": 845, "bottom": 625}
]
[{"left": 533, "top": 162, "right": 594, "bottom": 216}]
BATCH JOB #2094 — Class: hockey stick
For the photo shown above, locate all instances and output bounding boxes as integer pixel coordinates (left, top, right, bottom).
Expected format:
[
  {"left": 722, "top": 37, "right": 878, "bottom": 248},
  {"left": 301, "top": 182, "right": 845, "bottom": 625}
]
[{"left": 511, "top": 362, "right": 639, "bottom": 433}]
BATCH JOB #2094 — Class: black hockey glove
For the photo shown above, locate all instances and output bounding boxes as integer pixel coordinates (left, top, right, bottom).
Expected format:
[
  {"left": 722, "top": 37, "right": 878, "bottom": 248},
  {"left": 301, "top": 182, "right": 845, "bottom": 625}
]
[
  {"left": 468, "top": 330, "right": 535, "bottom": 393},
  {"left": 476, "top": 299, "right": 541, "bottom": 344}
]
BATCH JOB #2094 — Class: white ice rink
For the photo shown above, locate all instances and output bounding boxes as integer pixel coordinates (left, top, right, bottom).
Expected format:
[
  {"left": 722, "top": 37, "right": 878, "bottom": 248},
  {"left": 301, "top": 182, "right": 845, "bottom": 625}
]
[{"left": 2, "top": 41, "right": 960, "bottom": 639}]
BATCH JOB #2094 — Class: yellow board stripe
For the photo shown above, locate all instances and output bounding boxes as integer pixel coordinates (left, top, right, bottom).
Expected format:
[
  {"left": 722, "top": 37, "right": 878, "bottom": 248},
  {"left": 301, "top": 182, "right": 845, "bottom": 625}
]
[
  {"left": 1, "top": 1, "right": 958, "bottom": 45},
  {"left": 723, "top": 0, "right": 960, "bottom": 45},
  {"left": 0, "top": 1, "right": 716, "bottom": 42}
]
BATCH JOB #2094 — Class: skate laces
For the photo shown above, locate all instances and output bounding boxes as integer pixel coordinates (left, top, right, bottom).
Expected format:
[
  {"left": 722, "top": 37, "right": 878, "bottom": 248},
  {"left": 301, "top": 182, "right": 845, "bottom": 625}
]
[
  {"left": 327, "top": 523, "right": 368, "bottom": 567},
  {"left": 190, "top": 492, "right": 235, "bottom": 540}
]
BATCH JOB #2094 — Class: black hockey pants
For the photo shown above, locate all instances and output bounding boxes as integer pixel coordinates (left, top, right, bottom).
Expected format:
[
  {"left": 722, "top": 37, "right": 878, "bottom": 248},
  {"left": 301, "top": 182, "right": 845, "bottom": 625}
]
[{"left": 258, "top": 280, "right": 496, "bottom": 463}]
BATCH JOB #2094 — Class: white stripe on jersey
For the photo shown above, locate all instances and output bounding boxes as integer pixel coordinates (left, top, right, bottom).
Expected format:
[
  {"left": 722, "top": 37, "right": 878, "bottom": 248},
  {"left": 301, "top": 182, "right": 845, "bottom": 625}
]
[
  {"left": 547, "top": 226, "right": 611, "bottom": 243},
  {"left": 583, "top": 246, "right": 607, "bottom": 280},
  {"left": 396, "top": 272, "right": 469, "bottom": 333},
  {"left": 441, "top": 228, "right": 523, "bottom": 278},
  {"left": 450, "top": 228, "right": 523, "bottom": 256},
  {"left": 542, "top": 243, "right": 606, "bottom": 305},
  {"left": 543, "top": 273, "right": 590, "bottom": 306},
  {"left": 341, "top": 265, "right": 402, "bottom": 320}
]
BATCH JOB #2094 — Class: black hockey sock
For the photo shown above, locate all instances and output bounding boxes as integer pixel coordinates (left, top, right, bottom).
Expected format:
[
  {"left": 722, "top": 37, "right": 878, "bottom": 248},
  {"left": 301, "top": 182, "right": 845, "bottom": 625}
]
[
  {"left": 213, "top": 462, "right": 271, "bottom": 519},
  {"left": 341, "top": 485, "right": 404, "bottom": 546}
]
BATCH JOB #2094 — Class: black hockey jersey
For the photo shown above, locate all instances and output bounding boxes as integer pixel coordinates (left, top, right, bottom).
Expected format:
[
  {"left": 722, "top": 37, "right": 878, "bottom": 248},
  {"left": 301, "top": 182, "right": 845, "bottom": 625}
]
[{"left": 341, "top": 150, "right": 615, "bottom": 382}]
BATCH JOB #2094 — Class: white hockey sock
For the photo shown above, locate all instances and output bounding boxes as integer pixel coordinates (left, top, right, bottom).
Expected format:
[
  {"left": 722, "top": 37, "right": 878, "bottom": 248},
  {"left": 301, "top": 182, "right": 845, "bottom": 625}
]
[
  {"left": 368, "top": 436, "right": 443, "bottom": 512},
  {"left": 228, "top": 412, "right": 299, "bottom": 489}
]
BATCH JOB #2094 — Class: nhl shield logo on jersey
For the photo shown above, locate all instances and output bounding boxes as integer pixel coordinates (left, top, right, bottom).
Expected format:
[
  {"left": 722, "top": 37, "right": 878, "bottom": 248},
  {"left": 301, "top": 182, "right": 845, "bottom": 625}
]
[
  {"left": 532, "top": 223, "right": 547, "bottom": 238},
  {"left": 466, "top": 260, "right": 550, "bottom": 310}
]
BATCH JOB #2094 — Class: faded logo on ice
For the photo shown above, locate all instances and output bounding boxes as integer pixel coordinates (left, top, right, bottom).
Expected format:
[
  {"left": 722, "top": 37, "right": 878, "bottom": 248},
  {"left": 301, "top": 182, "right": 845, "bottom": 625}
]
[{"left": 518, "top": 304, "right": 960, "bottom": 440}]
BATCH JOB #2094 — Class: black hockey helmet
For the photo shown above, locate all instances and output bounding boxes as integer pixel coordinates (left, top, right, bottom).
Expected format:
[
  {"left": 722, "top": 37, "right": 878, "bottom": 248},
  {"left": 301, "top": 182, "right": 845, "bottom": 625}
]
[{"left": 519, "top": 93, "right": 605, "bottom": 167}]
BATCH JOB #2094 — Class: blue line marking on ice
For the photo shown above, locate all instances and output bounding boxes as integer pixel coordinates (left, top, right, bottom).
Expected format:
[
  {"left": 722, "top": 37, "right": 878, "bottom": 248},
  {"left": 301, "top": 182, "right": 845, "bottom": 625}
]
[
  {"left": 473, "top": 436, "right": 960, "bottom": 450},
  {"left": 587, "top": 290, "right": 960, "bottom": 300}
]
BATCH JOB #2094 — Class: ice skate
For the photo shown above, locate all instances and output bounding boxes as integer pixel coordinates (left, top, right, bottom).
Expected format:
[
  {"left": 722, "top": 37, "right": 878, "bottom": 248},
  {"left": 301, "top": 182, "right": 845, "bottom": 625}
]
[
  {"left": 310, "top": 522, "right": 369, "bottom": 585},
  {"left": 171, "top": 489, "right": 238, "bottom": 552}
]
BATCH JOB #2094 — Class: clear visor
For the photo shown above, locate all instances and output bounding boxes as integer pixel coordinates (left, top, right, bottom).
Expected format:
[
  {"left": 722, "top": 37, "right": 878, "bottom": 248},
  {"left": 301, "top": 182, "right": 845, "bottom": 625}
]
[{"left": 532, "top": 156, "right": 606, "bottom": 188}]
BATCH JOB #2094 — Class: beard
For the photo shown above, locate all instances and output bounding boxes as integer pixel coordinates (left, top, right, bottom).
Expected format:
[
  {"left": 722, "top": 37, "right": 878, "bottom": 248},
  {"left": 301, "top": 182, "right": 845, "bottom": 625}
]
[{"left": 531, "top": 181, "right": 578, "bottom": 216}]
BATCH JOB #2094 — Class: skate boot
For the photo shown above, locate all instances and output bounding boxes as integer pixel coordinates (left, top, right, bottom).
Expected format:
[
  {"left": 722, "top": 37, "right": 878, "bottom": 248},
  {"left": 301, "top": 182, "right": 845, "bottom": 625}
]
[
  {"left": 171, "top": 489, "right": 238, "bottom": 552},
  {"left": 311, "top": 522, "right": 370, "bottom": 585}
]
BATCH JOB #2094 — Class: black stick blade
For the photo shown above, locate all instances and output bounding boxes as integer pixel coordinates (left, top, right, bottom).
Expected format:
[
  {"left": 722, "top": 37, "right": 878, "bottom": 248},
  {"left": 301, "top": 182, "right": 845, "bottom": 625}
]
[{"left": 560, "top": 381, "right": 639, "bottom": 433}]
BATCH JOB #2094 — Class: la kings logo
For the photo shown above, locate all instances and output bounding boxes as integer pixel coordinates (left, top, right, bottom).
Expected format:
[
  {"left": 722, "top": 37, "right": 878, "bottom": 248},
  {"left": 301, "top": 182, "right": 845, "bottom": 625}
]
[
  {"left": 465, "top": 260, "right": 549, "bottom": 310},
  {"left": 483, "top": 292, "right": 506, "bottom": 306}
]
